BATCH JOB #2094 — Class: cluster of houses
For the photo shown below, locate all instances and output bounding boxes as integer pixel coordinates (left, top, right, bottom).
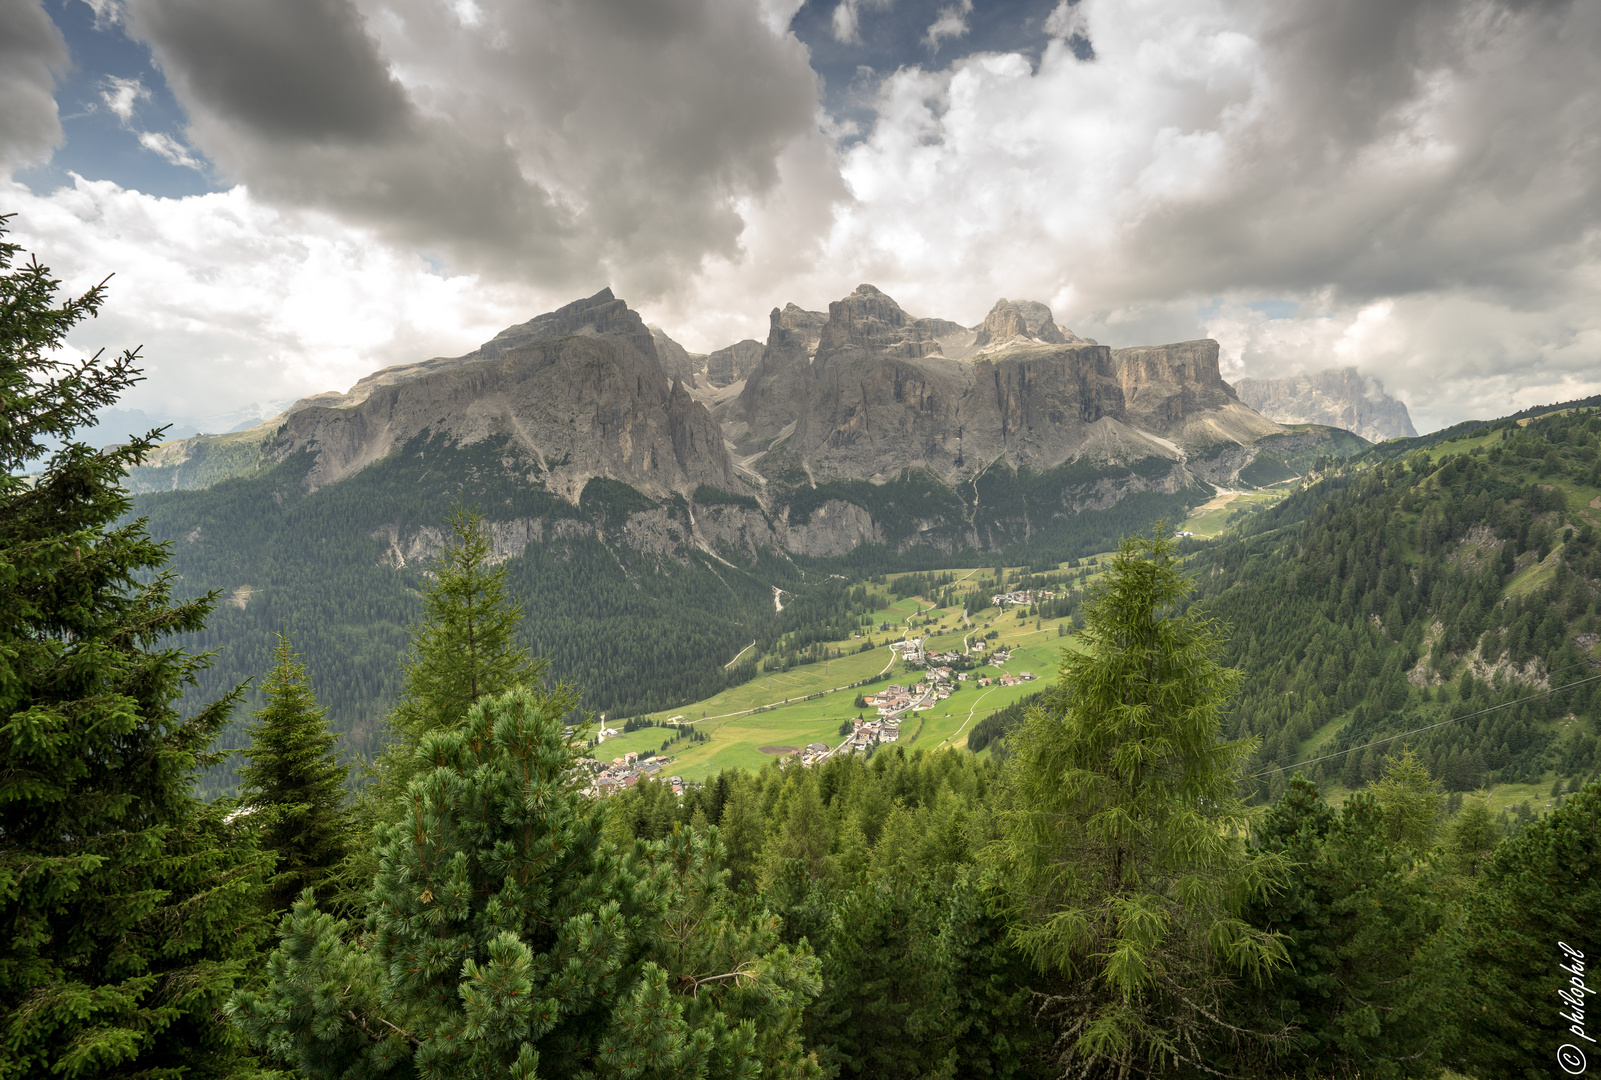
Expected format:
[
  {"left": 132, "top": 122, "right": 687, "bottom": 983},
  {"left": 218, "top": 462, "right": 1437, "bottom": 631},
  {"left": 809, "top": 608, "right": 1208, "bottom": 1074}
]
[
  {"left": 838, "top": 718, "right": 902, "bottom": 755},
  {"left": 861, "top": 672, "right": 952, "bottom": 716},
  {"left": 992, "top": 588, "right": 1060, "bottom": 608},
  {"left": 974, "top": 671, "right": 1037, "bottom": 689},
  {"left": 778, "top": 717, "right": 904, "bottom": 770},
  {"left": 578, "top": 750, "right": 684, "bottom": 798}
]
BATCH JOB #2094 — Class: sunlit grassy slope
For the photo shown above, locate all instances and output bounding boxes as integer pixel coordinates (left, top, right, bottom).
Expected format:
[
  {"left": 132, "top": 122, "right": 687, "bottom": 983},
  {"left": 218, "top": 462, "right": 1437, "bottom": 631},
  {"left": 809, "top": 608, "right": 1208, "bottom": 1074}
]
[{"left": 598, "top": 567, "right": 1103, "bottom": 783}]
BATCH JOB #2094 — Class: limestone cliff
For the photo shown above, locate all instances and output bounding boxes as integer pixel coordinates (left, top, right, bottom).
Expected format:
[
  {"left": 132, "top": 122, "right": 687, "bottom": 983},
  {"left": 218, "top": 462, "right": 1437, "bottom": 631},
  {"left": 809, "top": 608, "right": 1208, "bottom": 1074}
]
[
  {"left": 703, "top": 339, "right": 763, "bottom": 387},
  {"left": 648, "top": 325, "right": 706, "bottom": 384},
  {"left": 130, "top": 289, "right": 738, "bottom": 501},
  {"left": 730, "top": 285, "right": 1283, "bottom": 487},
  {"left": 1233, "top": 367, "right": 1417, "bottom": 442}
]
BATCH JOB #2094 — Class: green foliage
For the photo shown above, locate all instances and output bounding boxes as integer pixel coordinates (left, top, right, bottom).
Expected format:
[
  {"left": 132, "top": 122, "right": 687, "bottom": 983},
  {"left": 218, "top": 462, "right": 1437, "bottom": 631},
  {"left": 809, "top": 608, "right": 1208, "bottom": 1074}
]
[
  {"left": 1450, "top": 779, "right": 1601, "bottom": 1079},
  {"left": 232, "top": 686, "right": 821, "bottom": 1079},
  {"left": 237, "top": 632, "right": 352, "bottom": 912},
  {"left": 390, "top": 506, "right": 540, "bottom": 746},
  {"left": 1236, "top": 452, "right": 1294, "bottom": 488},
  {"left": 0, "top": 218, "right": 272, "bottom": 1079},
  {"left": 1446, "top": 796, "right": 1501, "bottom": 878},
  {"left": 1245, "top": 776, "right": 1456, "bottom": 1078},
  {"left": 605, "top": 747, "right": 1044, "bottom": 1078},
  {"left": 996, "top": 526, "right": 1287, "bottom": 1076},
  {"left": 1193, "top": 416, "right": 1601, "bottom": 797}
]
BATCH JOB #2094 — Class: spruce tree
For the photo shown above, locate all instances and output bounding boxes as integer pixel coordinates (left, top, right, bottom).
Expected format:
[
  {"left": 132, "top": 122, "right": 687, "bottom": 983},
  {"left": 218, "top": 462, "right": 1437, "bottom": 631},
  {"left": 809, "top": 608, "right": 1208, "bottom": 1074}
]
[
  {"left": 232, "top": 686, "right": 821, "bottom": 1079},
  {"left": 1244, "top": 776, "right": 1456, "bottom": 1078},
  {"left": 1451, "top": 780, "right": 1601, "bottom": 1079},
  {"left": 0, "top": 218, "right": 272, "bottom": 1077},
  {"left": 337, "top": 507, "right": 542, "bottom": 909},
  {"left": 237, "top": 632, "right": 351, "bottom": 913},
  {"left": 996, "top": 525, "right": 1286, "bottom": 1077}
]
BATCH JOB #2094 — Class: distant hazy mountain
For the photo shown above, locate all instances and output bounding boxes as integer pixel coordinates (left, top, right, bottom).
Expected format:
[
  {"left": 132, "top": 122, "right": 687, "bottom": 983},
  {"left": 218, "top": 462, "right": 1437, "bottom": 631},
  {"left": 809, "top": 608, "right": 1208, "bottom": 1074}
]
[{"left": 1233, "top": 367, "right": 1417, "bottom": 442}]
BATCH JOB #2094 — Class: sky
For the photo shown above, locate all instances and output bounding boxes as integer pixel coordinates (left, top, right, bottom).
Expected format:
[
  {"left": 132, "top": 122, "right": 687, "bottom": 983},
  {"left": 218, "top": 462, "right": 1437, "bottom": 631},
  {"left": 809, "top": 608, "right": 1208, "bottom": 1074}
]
[{"left": 2, "top": 0, "right": 1598, "bottom": 437}]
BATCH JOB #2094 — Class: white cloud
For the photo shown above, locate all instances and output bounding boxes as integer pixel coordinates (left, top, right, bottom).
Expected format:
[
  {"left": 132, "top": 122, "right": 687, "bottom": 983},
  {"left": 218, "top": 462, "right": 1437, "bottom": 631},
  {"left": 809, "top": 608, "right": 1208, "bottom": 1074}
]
[
  {"left": 7, "top": 0, "right": 1599, "bottom": 433},
  {"left": 1, "top": 175, "right": 545, "bottom": 422},
  {"left": 743, "top": 0, "right": 1601, "bottom": 429},
  {"left": 1043, "top": 0, "right": 1088, "bottom": 41},
  {"left": 134, "top": 131, "right": 204, "bottom": 171},
  {"left": 925, "top": 0, "right": 972, "bottom": 51},
  {"left": 830, "top": 0, "right": 892, "bottom": 45},
  {"left": 99, "top": 75, "right": 148, "bottom": 122}
]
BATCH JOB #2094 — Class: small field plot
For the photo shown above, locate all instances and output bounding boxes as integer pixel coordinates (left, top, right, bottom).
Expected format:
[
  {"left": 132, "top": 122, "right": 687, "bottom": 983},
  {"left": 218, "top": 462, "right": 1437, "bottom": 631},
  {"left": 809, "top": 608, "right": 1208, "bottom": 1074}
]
[{"left": 1182, "top": 489, "right": 1288, "bottom": 539}]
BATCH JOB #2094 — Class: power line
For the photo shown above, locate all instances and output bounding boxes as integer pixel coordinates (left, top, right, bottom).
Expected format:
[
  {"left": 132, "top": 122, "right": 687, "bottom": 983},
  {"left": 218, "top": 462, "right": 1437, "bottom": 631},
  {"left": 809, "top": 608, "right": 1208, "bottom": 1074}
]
[{"left": 1246, "top": 670, "right": 1601, "bottom": 781}]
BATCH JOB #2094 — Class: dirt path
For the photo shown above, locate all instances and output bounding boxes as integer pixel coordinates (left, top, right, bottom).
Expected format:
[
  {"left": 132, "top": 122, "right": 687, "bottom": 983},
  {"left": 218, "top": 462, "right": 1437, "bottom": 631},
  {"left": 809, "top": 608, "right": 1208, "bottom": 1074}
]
[{"left": 940, "top": 684, "right": 1000, "bottom": 748}]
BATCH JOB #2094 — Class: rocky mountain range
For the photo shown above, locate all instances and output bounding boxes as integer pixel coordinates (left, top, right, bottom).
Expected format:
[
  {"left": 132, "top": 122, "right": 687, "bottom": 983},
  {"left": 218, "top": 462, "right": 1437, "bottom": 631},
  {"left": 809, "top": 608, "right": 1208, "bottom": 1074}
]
[
  {"left": 1234, "top": 367, "right": 1417, "bottom": 442},
  {"left": 126, "top": 284, "right": 1367, "bottom": 559}
]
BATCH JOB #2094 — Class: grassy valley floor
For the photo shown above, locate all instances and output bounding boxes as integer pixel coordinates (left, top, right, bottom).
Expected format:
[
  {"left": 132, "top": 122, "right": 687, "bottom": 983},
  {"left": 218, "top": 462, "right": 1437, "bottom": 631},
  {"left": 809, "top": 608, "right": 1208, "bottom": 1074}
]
[{"left": 590, "top": 566, "right": 1101, "bottom": 781}]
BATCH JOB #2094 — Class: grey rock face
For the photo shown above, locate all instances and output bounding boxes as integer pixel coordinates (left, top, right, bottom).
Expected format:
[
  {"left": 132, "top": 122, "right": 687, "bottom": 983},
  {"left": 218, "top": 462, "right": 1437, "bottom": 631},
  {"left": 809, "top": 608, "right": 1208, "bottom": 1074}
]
[
  {"left": 972, "top": 298, "right": 1067, "bottom": 347},
  {"left": 814, "top": 284, "right": 970, "bottom": 364},
  {"left": 1233, "top": 367, "right": 1417, "bottom": 441},
  {"left": 648, "top": 325, "right": 706, "bottom": 383},
  {"left": 268, "top": 292, "right": 737, "bottom": 500},
  {"left": 465, "top": 287, "right": 654, "bottom": 361},
  {"left": 776, "top": 304, "right": 829, "bottom": 357},
  {"left": 704, "top": 339, "right": 763, "bottom": 387},
  {"left": 732, "top": 285, "right": 1281, "bottom": 486},
  {"left": 969, "top": 298, "right": 1094, "bottom": 353}
]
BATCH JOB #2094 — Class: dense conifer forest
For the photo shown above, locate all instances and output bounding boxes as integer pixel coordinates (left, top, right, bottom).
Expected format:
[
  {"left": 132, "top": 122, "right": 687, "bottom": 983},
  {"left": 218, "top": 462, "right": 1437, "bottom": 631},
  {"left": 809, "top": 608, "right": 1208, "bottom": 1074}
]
[{"left": 1190, "top": 411, "right": 1601, "bottom": 805}]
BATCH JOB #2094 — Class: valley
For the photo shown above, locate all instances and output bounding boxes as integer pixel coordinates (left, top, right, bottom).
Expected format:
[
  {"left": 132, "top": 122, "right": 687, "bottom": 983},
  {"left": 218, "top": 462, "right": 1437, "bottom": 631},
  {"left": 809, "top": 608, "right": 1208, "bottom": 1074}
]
[{"left": 105, "top": 281, "right": 1598, "bottom": 830}]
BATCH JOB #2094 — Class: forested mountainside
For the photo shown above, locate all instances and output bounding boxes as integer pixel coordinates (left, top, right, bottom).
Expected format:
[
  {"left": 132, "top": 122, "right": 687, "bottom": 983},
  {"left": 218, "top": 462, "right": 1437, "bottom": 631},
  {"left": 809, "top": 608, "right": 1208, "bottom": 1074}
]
[
  {"left": 135, "top": 436, "right": 1241, "bottom": 797},
  {"left": 1192, "top": 406, "right": 1601, "bottom": 801},
  {"left": 120, "top": 285, "right": 1385, "bottom": 800}
]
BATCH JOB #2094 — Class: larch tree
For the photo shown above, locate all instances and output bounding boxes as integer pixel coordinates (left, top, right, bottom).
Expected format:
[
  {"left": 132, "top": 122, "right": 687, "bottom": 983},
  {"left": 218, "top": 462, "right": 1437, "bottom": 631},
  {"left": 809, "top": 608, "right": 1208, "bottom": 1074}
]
[
  {"left": 392, "top": 505, "right": 538, "bottom": 745},
  {"left": 236, "top": 632, "right": 351, "bottom": 913},
  {"left": 996, "top": 525, "right": 1287, "bottom": 1078},
  {"left": 0, "top": 217, "right": 273, "bottom": 1078},
  {"left": 339, "top": 506, "right": 543, "bottom": 908}
]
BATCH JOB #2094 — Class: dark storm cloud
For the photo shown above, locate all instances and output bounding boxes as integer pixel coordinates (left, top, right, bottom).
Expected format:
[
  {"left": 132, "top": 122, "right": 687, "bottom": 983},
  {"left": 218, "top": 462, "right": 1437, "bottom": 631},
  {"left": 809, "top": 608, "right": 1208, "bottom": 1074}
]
[
  {"left": 128, "top": 0, "right": 409, "bottom": 143},
  {"left": 1111, "top": 0, "right": 1601, "bottom": 308},
  {"left": 0, "top": 0, "right": 68, "bottom": 170},
  {"left": 117, "top": 0, "right": 826, "bottom": 295}
]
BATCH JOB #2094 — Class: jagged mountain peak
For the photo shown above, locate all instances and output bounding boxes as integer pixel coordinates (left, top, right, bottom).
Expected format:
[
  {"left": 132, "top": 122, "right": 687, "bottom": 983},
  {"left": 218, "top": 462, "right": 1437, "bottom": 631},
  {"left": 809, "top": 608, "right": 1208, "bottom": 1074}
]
[
  {"left": 974, "top": 298, "right": 1069, "bottom": 347},
  {"left": 1234, "top": 366, "right": 1418, "bottom": 442}
]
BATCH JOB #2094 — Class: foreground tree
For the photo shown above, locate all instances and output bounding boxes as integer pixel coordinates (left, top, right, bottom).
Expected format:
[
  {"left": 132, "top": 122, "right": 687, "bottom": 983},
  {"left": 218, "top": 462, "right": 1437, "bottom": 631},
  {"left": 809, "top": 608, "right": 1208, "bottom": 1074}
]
[
  {"left": 1450, "top": 780, "right": 1601, "bottom": 1079},
  {"left": 233, "top": 685, "right": 821, "bottom": 1079},
  {"left": 236, "top": 632, "right": 351, "bottom": 913},
  {"left": 996, "top": 526, "right": 1286, "bottom": 1077},
  {"left": 0, "top": 218, "right": 272, "bottom": 1077},
  {"left": 337, "top": 507, "right": 541, "bottom": 908}
]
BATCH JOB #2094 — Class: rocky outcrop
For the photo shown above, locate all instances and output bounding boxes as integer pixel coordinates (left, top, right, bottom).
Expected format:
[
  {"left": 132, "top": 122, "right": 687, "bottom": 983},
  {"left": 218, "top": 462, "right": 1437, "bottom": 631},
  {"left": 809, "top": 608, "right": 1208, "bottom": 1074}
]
[
  {"left": 704, "top": 339, "right": 763, "bottom": 387},
  {"left": 267, "top": 290, "right": 738, "bottom": 500},
  {"left": 731, "top": 285, "right": 1284, "bottom": 486},
  {"left": 648, "top": 325, "right": 706, "bottom": 384},
  {"left": 776, "top": 304, "right": 828, "bottom": 357},
  {"left": 1233, "top": 367, "right": 1417, "bottom": 442},
  {"left": 972, "top": 298, "right": 1073, "bottom": 349},
  {"left": 1112, "top": 341, "right": 1278, "bottom": 446},
  {"left": 814, "top": 284, "right": 972, "bottom": 365}
]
